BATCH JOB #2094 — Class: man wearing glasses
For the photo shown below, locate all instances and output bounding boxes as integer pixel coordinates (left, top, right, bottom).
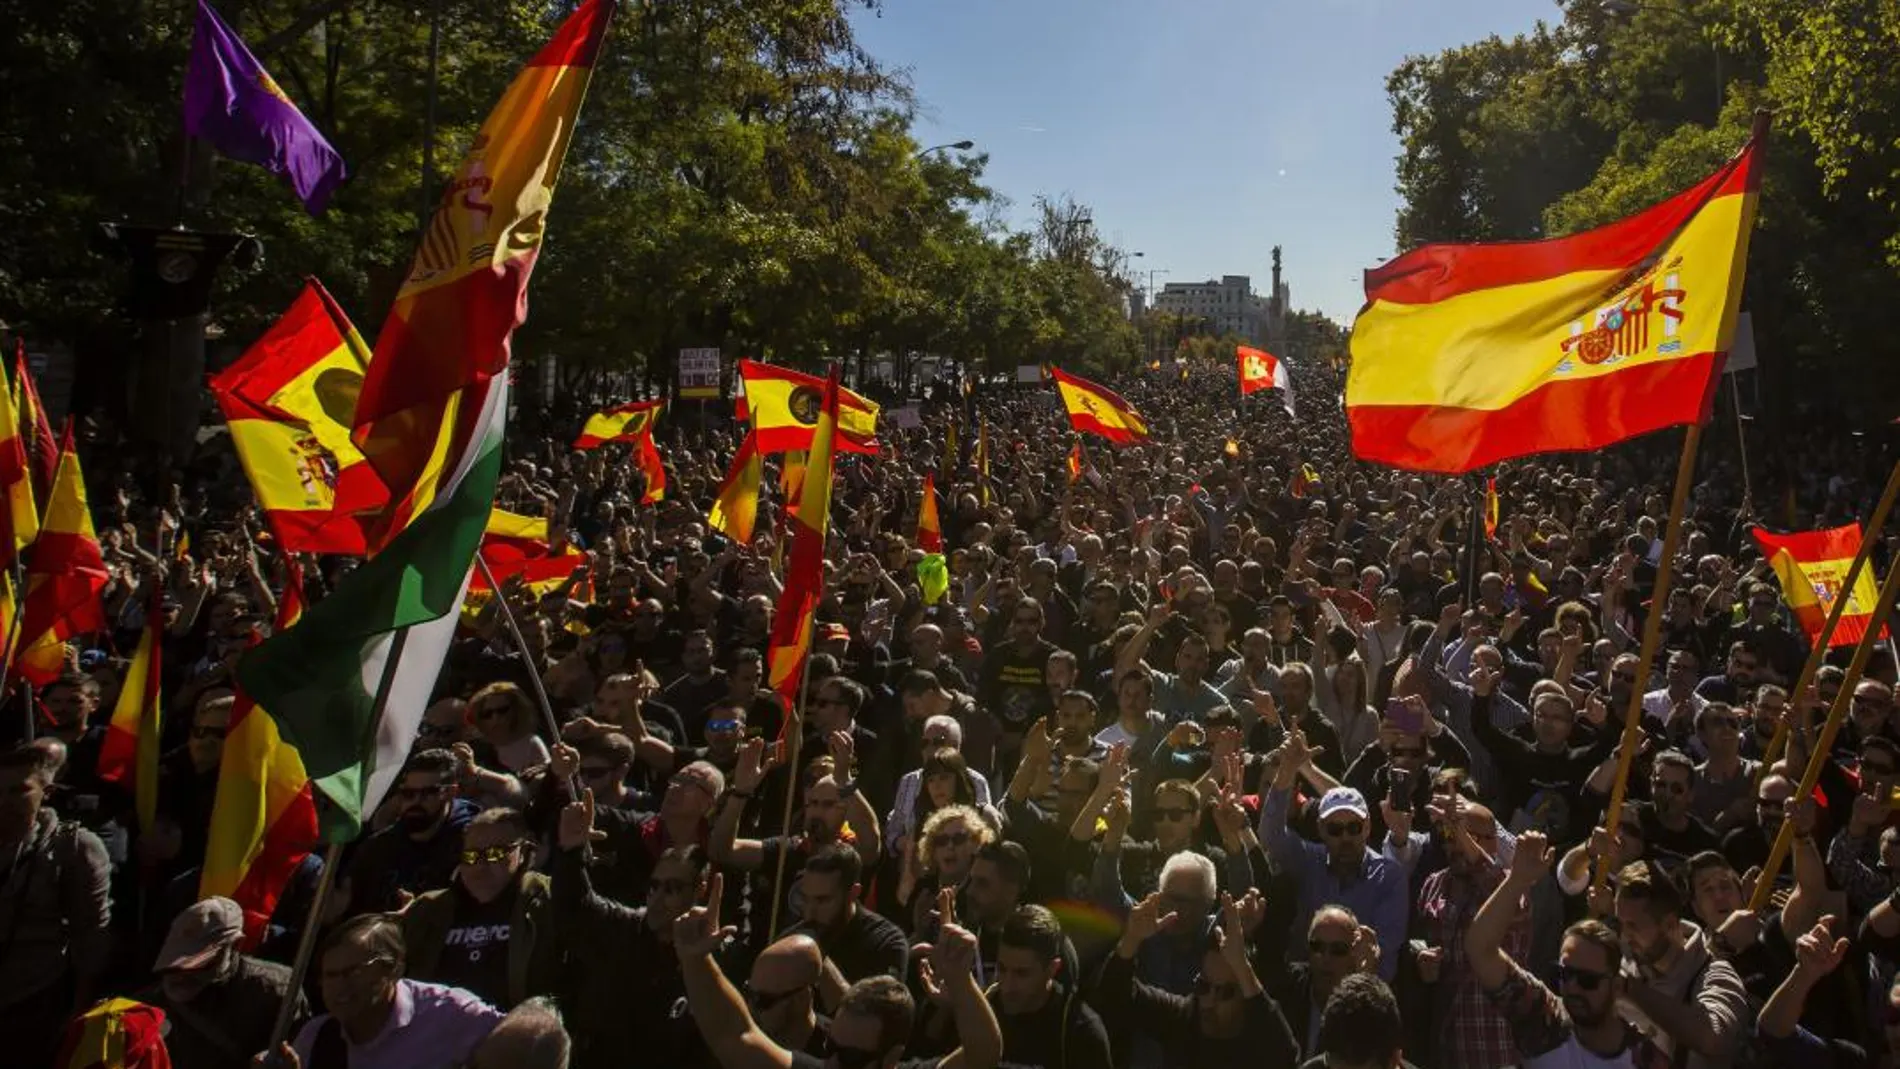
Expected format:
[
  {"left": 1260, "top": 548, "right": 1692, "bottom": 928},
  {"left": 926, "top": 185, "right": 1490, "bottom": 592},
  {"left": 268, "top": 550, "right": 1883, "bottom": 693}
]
[
  {"left": 399, "top": 807, "right": 559, "bottom": 1011},
  {"left": 343, "top": 749, "right": 479, "bottom": 915},
  {"left": 1630, "top": 750, "right": 1719, "bottom": 874}
]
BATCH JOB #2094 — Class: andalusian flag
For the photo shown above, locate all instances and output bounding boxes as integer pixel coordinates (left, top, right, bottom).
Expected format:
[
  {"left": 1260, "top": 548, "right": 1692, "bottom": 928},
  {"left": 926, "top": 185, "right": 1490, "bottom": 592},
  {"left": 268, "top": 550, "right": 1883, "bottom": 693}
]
[
  {"left": 765, "top": 368, "right": 841, "bottom": 716},
  {"left": 349, "top": 0, "right": 614, "bottom": 545},
  {"left": 916, "top": 472, "right": 943, "bottom": 554},
  {"left": 1752, "top": 524, "right": 1889, "bottom": 649},
  {"left": 1484, "top": 477, "right": 1500, "bottom": 541},
  {"left": 240, "top": 0, "right": 614, "bottom": 842},
  {"left": 736, "top": 360, "right": 879, "bottom": 455},
  {"left": 1347, "top": 121, "right": 1765, "bottom": 473},
  {"left": 202, "top": 567, "right": 318, "bottom": 945},
  {"left": 1237, "top": 344, "right": 1295, "bottom": 415},
  {"left": 1051, "top": 367, "right": 1149, "bottom": 443},
  {"left": 15, "top": 432, "right": 108, "bottom": 686},
  {"left": 96, "top": 601, "right": 163, "bottom": 833},
  {"left": 708, "top": 431, "right": 763, "bottom": 545},
  {"left": 13, "top": 342, "right": 57, "bottom": 507},
  {"left": 210, "top": 279, "right": 384, "bottom": 554},
  {"left": 572, "top": 400, "right": 665, "bottom": 502}
]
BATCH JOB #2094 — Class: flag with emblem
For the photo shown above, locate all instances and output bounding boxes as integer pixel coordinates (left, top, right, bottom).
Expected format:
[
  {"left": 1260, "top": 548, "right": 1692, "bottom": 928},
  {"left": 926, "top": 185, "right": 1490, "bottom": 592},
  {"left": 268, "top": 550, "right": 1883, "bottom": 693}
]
[
  {"left": 1051, "top": 367, "right": 1150, "bottom": 444},
  {"left": 183, "top": 0, "right": 347, "bottom": 214},
  {"left": 210, "top": 279, "right": 385, "bottom": 554},
  {"left": 737, "top": 360, "right": 879, "bottom": 455},
  {"left": 1347, "top": 120, "right": 1766, "bottom": 473},
  {"left": 14, "top": 430, "right": 108, "bottom": 686},
  {"left": 573, "top": 400, "right": 666, "bottom": 502},
  {"left": 1752, "top": 523, "right": 1889, "bottom": 649},
  {"left": 765, "top": 367, "right": 841, "bottom": 716},
  {"left": 1237, "top": 345, "right": 1295, "bottom": 415},
  {"left": 708, "top": 431, "right": 763, "bottom": 546},
  {"left": 96, "top": 599, "right": 163, "bottom": 833}
]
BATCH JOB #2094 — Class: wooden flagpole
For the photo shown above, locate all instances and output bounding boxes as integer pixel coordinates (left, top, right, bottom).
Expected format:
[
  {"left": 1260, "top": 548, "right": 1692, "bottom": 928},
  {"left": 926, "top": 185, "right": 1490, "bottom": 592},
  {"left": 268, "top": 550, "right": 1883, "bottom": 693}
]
[{"left": 1591, "top": 425, "right": 1702, "bottom": 894}]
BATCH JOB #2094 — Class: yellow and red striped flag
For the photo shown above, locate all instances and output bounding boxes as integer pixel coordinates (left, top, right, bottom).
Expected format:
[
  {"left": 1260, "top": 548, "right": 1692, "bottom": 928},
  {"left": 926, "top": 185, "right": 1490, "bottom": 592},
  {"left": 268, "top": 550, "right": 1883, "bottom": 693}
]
[
  {"left": 1051, "top": 367, "right": 1150, "bottom": 443},
  {"left": 0, "top": 354, "right": 39, "bottom": 569},
  {"left": 708, "top": 430, "right": 763, "bottom": 546},
  {"left": 1066, "top": 440, "right": 1084, "bottom": 484},
  {"left": 13, "top": 341, "right": 57, "bottom": 508},
  {"left": 1484, "top": 477, "right": 1500, "bottom": 541},
  {"left": 917, "top": 472, "right": 943, "bottom": 554},
  {"left": 463, "top": 509, "right": 583, "bottom": 622},
  {"left": 1347, "top": 121, "right": 1765, "bottom": 473},
  {"left": 209, "top": 279, "right": 385, "bottom": 555},
  {"left": 1290, "top": 463, "right": 1320, "bottom": 500},
  {"left": 1752, "top": 524, "right": 1889, "bottom": 649},
  {"left": 1223, "top": 437, "right": 1241, "bottom": 459},
  {"left": 97, "top": 598, "right": 163, "bottom": 832},
  {"left": 766, "top": 367, "right": 841, "bottom": 718},
  {"left": 975, "top": 418, "right": 991, "bottom": 506},
  {"left": 202, "top": 563, "right": 319, "bottom": 944},
  {"left": 736, "top": 360, "right": 880, "bottom": 455},
  {"left": 942, "top": 417, "right": 959, "bottom": 475},
  {"left": 350, "top": 0, "right": 616, "bottom": 546},
  {"left": 573, "top": 400, "right": 666, "bottom": 502},
  {"left": 14, "top": 430, "right": 108, "bottom": 686}
]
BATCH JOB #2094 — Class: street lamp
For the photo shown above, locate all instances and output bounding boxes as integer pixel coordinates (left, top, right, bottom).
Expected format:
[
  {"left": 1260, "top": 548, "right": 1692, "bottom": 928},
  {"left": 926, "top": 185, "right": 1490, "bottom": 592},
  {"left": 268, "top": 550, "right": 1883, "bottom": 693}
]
[
  {"left": 915, "top": 140, "right": 975, "bottom": 159},
  {"left": 1600, "top": 0, "right": 1722, "bottom": 117}
]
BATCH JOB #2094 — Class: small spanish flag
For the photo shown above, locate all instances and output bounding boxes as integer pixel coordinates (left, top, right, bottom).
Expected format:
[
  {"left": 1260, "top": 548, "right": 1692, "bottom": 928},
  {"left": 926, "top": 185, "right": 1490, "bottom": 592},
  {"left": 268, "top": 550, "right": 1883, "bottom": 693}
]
[
  {"left": 1484, "top": 477, "right": 1500, "bottom": 541},
  {"left": 1051, "top": 367, "right": 1149, "bottom": 444},
  {"left": 916, "top": 472, "right": 943, "bottom": 553},
  {"left": 98, "top": 596, "right": 163, "bottom": 833},
  {"left": 1066, "top": 441, "right": 1084, "bottom": 484},
  {"left": 1223, "top": 437, "right": 1240, "bottom": 459},
  {"left": 1753, "top": 523, "right": 1889, "bottom": 648},
  {"left": 708, "top": 431, "right": 763, "bottom": 545},
  {"left": 1290, "top": 463, "right": 1320, "bottom": 499}
]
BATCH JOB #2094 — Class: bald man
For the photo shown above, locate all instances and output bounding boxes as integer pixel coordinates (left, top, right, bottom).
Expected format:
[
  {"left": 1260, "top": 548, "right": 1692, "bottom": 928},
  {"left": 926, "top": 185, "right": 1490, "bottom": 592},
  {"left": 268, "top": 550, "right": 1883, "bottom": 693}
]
[
  {"left": 470, "top": 997, "right": 572, "bottom": 1069},
  {"left": 748, "top": 934, "right": 827, "bottom": 1058}
]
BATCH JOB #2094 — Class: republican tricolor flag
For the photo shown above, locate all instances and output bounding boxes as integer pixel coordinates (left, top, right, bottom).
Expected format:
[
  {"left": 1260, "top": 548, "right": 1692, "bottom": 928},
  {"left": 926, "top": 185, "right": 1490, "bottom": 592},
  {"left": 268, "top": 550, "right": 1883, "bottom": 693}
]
[
  {"left": 1752, "top": 523, "right": 1890, "bottom": 649},
  {"left": 1347, "top": 119, "right": 1766, "bottom": 473},
  {"left": 1051, "top": 367, "right": 1149, "bottom": 444}
]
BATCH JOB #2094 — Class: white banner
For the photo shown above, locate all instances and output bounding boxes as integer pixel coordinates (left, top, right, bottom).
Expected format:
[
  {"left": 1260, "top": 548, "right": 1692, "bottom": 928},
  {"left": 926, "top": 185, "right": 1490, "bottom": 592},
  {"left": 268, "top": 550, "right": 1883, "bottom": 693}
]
[{"left": 679, "top": 347, "right": 722, "bottom": 398}]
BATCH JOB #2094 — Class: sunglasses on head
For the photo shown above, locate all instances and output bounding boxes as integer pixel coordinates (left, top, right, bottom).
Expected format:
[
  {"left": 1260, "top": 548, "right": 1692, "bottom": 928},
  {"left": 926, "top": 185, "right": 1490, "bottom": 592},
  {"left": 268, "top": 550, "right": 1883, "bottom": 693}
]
[
  {"left": 458, "top": 843, "right": 520, "bottom": 866},
  {"left": 1555, "top": 964, "right": 1610, "bottom": 991}
]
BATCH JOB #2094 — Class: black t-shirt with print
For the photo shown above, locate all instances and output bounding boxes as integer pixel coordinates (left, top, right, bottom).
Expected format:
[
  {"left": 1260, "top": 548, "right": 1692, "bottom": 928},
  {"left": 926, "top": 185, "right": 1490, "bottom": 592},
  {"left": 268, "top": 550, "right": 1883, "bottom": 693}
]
[{"left": 432, "top": 882, "right": 516, "bottom": 1007}]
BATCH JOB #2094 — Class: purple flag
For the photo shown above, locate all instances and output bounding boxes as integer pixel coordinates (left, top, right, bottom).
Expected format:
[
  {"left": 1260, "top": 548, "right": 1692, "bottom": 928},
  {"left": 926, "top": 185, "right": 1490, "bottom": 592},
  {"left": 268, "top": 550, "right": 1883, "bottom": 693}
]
[{"left": 182, "top": 0, "right": 346, "bottom": 214}]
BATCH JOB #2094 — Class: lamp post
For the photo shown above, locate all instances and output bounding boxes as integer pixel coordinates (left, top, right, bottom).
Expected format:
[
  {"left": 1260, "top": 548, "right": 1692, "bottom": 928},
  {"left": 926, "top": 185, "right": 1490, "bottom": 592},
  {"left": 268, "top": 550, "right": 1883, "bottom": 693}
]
[
  {"left": 1600, "top": 0, "right": 1722, "bottom": 118},
  {"left": 914, "top": 140, "right": 975, "bottom": 159}
]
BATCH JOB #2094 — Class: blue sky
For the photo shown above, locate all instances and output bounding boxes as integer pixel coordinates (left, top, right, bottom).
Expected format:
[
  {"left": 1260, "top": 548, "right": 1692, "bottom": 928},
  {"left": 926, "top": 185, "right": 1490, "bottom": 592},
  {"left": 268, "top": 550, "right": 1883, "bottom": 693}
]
[{"left": 850, "top": 0, "right": 1559, "bottom": 326}]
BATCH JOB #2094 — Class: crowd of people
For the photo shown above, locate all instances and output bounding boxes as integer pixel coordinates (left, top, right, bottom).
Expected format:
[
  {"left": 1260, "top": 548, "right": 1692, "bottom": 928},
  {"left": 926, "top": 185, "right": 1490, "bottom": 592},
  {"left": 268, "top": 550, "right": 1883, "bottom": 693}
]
[{"left": 1, "top": 348, "right": 1896, "bottom": 1069}]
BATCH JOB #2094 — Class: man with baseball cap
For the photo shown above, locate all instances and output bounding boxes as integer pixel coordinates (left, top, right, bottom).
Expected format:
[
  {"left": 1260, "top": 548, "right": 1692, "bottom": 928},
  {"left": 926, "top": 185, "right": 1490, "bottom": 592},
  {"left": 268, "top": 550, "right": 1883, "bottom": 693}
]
[
  {"left": 143, "top": 896, "right": 305, "bottom": 1069},
  {"left": 1259, "top": 729, "right": 1414, "bottom": 979}
]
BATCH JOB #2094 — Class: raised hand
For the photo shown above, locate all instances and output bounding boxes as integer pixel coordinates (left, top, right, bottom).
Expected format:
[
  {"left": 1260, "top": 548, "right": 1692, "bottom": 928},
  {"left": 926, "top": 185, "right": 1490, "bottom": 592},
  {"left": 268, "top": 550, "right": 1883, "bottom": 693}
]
[
  {"left": 1216, "top": 892, "right": 1254, "bottom": 973},
  {"left": 1380, "top": 797, "right": 1414, "bottom": 842},
  {"left": 1023, "top": 718, "right": 1053, "bottom": 762},
  {"left": 672, "top": 871, "right": 731, "bottom": 959},
  {"left": 549, "top": 742, "right": 580, "bottom": 783},
  {"left": 1793, "top": 916, "right": 1850, "bottom": 976},
  {"left": 1416, "top": 944, "right": 1444, "bottom": 983},
  {"left": 1468, "top": 664, "right": 1499, "bottom": 697},
  {"left": 1251, "top": 689, "right": 1281, "bottom": 729},
  {"left": 557, "top": 787, "right": 607, "bottom": 851},
  {"left": 827, "top": 729, "right": 856, "bottom": 777},
  {"left": 734, "top": 736, "right": 775, "bottom": 793},
  {"left": 1122, "top": 891, "right": 1180, "bottom": 946},
  {"left": 1507, "top": 830, "right": 1554, "bottom": 886}
]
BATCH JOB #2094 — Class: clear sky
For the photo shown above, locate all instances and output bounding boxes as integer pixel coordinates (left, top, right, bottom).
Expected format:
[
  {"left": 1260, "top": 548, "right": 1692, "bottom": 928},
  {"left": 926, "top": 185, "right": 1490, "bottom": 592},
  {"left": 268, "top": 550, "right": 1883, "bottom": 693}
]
[{"left": 850, "top": 0, "right": 1558, "bottom": 327}]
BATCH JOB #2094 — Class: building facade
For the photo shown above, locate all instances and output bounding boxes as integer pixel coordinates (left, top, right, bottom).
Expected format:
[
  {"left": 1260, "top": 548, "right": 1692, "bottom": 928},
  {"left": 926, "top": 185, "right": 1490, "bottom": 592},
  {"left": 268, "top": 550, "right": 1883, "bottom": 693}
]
[{"left": 1151, "top": 253, "right": 1289, "bottom": 350}]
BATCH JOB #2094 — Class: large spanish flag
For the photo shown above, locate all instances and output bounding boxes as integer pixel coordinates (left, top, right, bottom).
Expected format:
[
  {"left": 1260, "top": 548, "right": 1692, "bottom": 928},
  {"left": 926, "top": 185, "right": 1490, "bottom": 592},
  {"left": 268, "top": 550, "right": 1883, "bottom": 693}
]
[
  {"left": 573, "top": 400, "right": 665, "bottom": 502},
  {"left": 916, "top": 471, "right": 943, "bottom": 553},
  {"left": 210, "top": 279, "right": 385, "bottom": 554},
  {"left": 350, "top": 0, "right": 615, "bottom": 546},
  {"left": 96, "top": 600, "right": 163, "bottom": 833},
  {"left": 14, "top": 431, "right": 107, "bottom": 686},
  {"left": 1752, "top": 523, "right": 1889, "bottom": 649},
  {"left": 202, "top": 565, "right": 318, "bottom": 944},
  {"left": 737, "top": 360, "right": 879, "bottom": 455},
  {"left": 707, "top": 430, "right": 763, "bottom": 546},
  {"left": 1051, "top": 367, "right": 1149, "bottom": 443},
  {"left": 765, "top": 367, "right": 840, "bottom": 716},
  {"left": 1347, "top": 122, "right": 1766, "bottom": 473}
]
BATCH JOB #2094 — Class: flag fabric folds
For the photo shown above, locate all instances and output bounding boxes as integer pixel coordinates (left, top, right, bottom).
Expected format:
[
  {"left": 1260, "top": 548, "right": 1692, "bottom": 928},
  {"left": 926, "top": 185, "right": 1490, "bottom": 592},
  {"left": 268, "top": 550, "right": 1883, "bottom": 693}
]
[
  {"left": 183, "top": 0, "right": 347, "bottom": 214},
  {"left": 1752, "top": 524, "right": 1890, "bottom": 649},
  {"left": 96, "top": 602, "right": 164, "bottom": 833},
  {"left": 15, "top": 433, "right": 108, "bottom": 686},
  {"left": 916, "top": 472, "right": 943, "bottom": 554},
  {"left": 1051, "top": 367, "right": 1150, "bottom": 443},
  {"left": 202, "top": 568, "right": 318, "bottom": 945},
  {"left": 1346, "top": 125, "right": 1766, "bottom": 474},
  {"left": 737, "top": 360, "right": 880, "bottom": 455},
  {"left": 708, "top": 431, "right": 763, "bottom": 546},
  {"left": 349, "top": 0, "right": 614, "bottom": 547},
  {"left": 0, "top": 356, "right": 39, "bottom": 568},
  {"left": 14, "top": 342, "right": 57, "bottom": 507},
  {"left": 765, "top": 368, "right": 841, "bottom": 718},
  {"left": 1484, "top": 477, "right": 1500, "bottom": 541},
  {"left": 1290, "top": 463, "right": 1320, "bottom": 500},
  {"left": 210, "top": 279, "right": 383, "bottom": 554},
  {"left": 1066, "top": 441, "right": 1084, "bottom": 484},
  {"left": 1237, "top": 345, "right": 1295, "bottom": 415},
  {"left": 572, "top": 401, "right": 666, "bottom": 502}
]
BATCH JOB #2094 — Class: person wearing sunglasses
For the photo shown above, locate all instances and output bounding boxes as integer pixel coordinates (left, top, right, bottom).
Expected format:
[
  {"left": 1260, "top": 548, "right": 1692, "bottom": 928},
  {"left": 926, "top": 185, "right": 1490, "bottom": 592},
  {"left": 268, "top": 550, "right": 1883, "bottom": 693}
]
[
  {"left": 399, "top": 807, "right": 558, "bottom": 1011},
  {"left": 678, "top": 879, "right": 1003, "bottom": 1069},
  {"left": 1628, "top": 750, "right": 1720, "bottom": 873},
  {"left": 1609, "top": 860, "right": 1751, "bottom": 1069},
  {"left": 1467, "top": 831, "right": 1648, "bottom": 1067},
  {"left": 743, "top": 934, "right": 829, "bottom": 1059},
  {"left": 1687, "top": 702, "right": 1759, "bottom": 835},
  {"left": 343, "top": 749, "right": 480, "bottom": 915}
]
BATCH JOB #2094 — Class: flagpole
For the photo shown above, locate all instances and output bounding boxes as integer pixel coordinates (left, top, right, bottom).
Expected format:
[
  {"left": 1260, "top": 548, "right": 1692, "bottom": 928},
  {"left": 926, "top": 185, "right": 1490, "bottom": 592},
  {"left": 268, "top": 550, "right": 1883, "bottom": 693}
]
[
  {"left": 765, "top": 653, "right": 815, "bottom": 941},
  {"left": 1591, "top": 424, "right": 1702, "bottom": 895},
  {"left": 474, "top": 555, "right": 580, "bottom": 797},
  {"left": 1754, "top": 457, "right": 1900, "bottom": 783},
  {"left": 1748, "top": 550, "right": 1900, "bottom": 908},
  {"left": 3, "top": 561, "right": 26, "bottom": 740},
  {"left": 264, "top": 627, "right": 411, "bottom": 1059}
]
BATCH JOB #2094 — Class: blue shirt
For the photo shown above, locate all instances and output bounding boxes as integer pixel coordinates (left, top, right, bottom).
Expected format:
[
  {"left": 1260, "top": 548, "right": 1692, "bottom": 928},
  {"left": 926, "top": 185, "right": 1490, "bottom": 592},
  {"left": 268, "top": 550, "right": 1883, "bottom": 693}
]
[{"left": 1257, "top": 786, "right": 1411, "bottom": 979}]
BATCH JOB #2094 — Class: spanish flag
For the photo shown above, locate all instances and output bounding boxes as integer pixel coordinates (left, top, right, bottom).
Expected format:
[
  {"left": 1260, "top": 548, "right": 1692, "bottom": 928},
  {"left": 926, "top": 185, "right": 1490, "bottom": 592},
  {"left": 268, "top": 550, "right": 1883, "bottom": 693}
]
[
  {"left": 737, "top": 360, "right": 879, "bottom": 455},
  {"left": 0, "top": 355, "right": 39, "bottom": 568},
  {"left": 1347, "top": 120, "right": 1766, "bottom": 474},
  {"left": 766, "top": 367, "right": 841, "bottom": 715},
  {"left": 1237, "top": 345, "right": 1295, "bottom": 416},
  {"left": 14, "top": 430, "right": 108, "bottom": 686},
  {"left": 708, "top": 431, "right": 763, "bottom": 546},
  {"left": 1290, "top": 463, "right": 1320, "bottom": 500},
  {"left": 1051, "top": 367, "right": 1149, "bottom": 443},
  {"left": 210, "top": 279, "right": 385, "bottom": 555},
  {"left": 96, "top": 598, "right": 163, "bottom": 833},
  {"left": 202, "top": 563, "right": 318, "bottom": 944},
  {"left": 349, "top": 0, "right": 615, "bottom": 546},
  {"left": 464, "top": 509, "right": 582, "bottom": 622},
  {"left": 13, "top": 341, "right": 57, "bottom": 507},
  {"left": 1066, "top": 441, "right": 1084, "bottom": 485},
  {"left": 916, "top": 472, "right": 943, "bottom": 553},
  {"left": 1484, "top": 477, "right": 1500, "bottom": 541},
  {"left": 573, "top": 400, "right": 666, "bottom": 502},
  {"left": 1223, "top": 437, "right": 1241, "bottom": 459},
  {"left": 1752, "top": 523, "right": 1889, "bottom": 649},
  {"left": 975, "top": 419, "right": 991, "bottom": 507}
]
